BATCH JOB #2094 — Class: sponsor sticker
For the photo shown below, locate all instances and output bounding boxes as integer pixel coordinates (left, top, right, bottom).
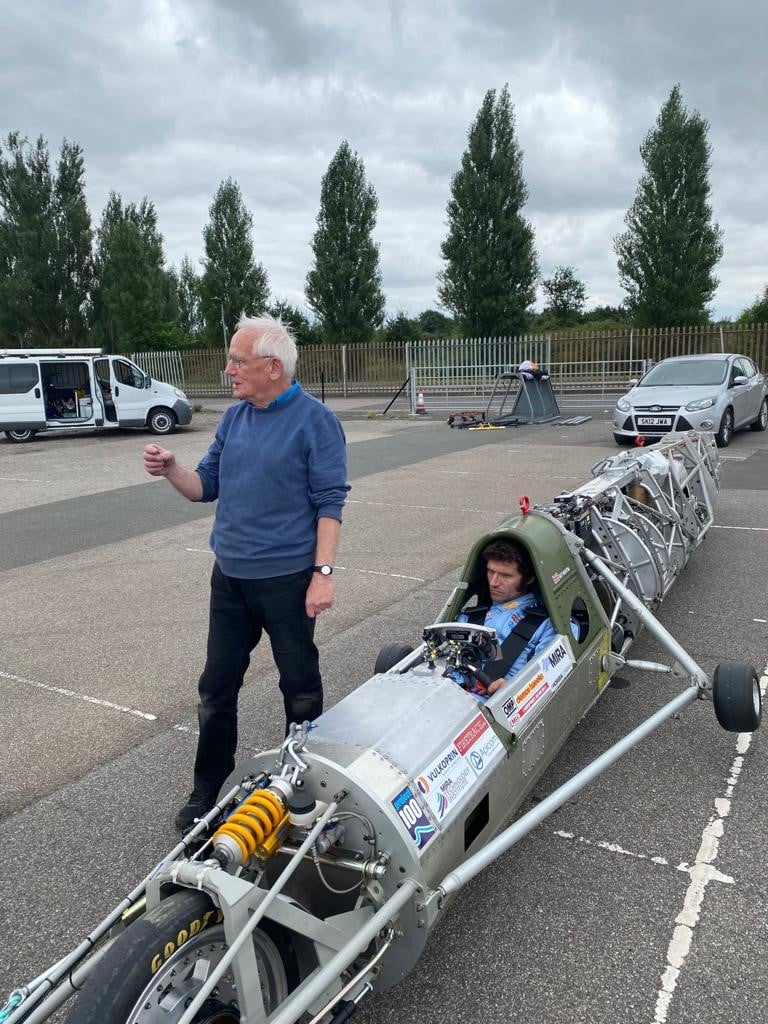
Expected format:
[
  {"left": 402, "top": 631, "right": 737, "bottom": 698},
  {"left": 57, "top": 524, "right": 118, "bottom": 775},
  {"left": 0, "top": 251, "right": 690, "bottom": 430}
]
[
  {"left": 551, "top": 566, "right": 571, "bottom": 586},
  {"left": 391, "top": 785, "right": 436, "bottom": 852},
  {"left": 415, "top": 714, "right": 503, "bottom": 823},
  {"left": 503, "top": 640, "right": 575, "bottom": 731}
]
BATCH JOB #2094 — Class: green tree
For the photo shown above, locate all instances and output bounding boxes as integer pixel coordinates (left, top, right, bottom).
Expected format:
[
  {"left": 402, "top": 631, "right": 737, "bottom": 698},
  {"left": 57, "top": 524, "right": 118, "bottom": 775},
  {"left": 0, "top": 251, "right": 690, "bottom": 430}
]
[
  {"left": 0, "top": 133, "right": 59, "bottom": 344},
  {"left": 738, "top": 286, "right": 768, "bottom": 324},
  {"left": 615, "top": 84, "right": 723, "bottom": 327},
  {"left": 176, "top": 254, "right": 202, "bottom": 341},
  {"left": 305, "top": 140, "right": 385, "bottom": 343},
  {"left": 268, "top": 299, "right": 318, "bottom": 346},
  {"left": 53, "top": 140, "right": 93, "bottom": 345},
  {"left": 540, "top": 266, "right": 586, "bottom": 324},
  {"left": 383, "top": 311, "right": 421, "bottom": 342},
  {"left": 439, "top": 85, "right": 538, "bottom": 337},
  {"left": 418, "top": 308, "right": 455, "bottom": 337},
  {"left": 199, "top": 178, "right": 269, "bottom": 348},
  {"left": 91, "top": 193, "right": 168, "bottom": 351}
]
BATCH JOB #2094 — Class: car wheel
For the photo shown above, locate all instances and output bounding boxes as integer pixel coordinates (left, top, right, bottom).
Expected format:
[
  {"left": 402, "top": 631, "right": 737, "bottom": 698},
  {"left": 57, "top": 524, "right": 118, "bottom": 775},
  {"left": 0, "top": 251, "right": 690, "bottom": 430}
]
[
  {"left": 374, "top": 642, "right": 414, "bottom": 673},
  {"left": 4, "top": 429, "right": 37, "bottom": 443},
  {"left": 715, "top": 407, "right": 734, "bottom": 448},
  {"left": 712, "top": 662, "right": 761, "bottom": 732},
  {"left": 147, "top": 407, "right": 177, "bottom": 435},
  {"left": 749, "top": 398, "right": 768, "bottom": 432},
  {"left": 613, "top": 433, "right": 634, "bottom": 446}
]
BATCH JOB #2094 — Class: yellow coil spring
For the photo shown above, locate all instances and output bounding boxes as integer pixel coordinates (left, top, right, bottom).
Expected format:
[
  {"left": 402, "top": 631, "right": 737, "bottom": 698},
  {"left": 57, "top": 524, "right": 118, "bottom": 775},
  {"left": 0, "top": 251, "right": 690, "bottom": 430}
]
[{"left": 212, "top": 789, "right": 286, "bottom": 862}]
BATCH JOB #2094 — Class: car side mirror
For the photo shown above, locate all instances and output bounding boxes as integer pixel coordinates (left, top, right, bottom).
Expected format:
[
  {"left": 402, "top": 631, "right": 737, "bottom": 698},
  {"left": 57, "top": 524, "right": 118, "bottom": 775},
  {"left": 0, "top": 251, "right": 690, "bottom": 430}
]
[
  {"left": 144, "top": 374, "right": 152, "bottom": 388},
  {"left": 628, "top": 378, "right": 638, "bottom": 387},
  {"left": 733, "top": 375, "right": 747, "bottom": 386}
]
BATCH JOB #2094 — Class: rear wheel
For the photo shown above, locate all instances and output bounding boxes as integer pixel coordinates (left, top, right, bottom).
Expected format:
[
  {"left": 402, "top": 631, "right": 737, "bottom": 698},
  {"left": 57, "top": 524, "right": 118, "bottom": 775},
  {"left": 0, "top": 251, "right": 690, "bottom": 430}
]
[
  {"left": 715, "top": 407, "right": 734, "bottom": 448},
  {"left": 712, "top": 662, "right": 761, "bottom": 732},
  {"left": 750, "top": 398, "right": 768, "bottom": 432},
  {"left": 64, "top": 889, "right": 288, "bottom": 1024},
  {"left": 4, "top": 429, "right": 36, "bottom": 443},
  {"left": 148, "top": 407, "right": 177, "bottom": 435},
  {"left": 374, "top": 642, "right": 414, "bottom": 673}
]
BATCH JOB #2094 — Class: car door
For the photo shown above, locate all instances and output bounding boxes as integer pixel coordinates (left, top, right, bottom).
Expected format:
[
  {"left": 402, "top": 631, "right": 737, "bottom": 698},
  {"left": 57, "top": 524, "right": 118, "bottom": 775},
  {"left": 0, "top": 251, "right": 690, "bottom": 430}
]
[
  {"left": 728, "top": 357, "right": 753, "bottom": 428},
  {"left": 109, "top": 357, "right": 149, "bottom": 426},
  {"left": 0, "top": 360, "right": 46, "bottom": 430},
  {"left": 736, "top": 357, "right": 763, "bottom": 423}
]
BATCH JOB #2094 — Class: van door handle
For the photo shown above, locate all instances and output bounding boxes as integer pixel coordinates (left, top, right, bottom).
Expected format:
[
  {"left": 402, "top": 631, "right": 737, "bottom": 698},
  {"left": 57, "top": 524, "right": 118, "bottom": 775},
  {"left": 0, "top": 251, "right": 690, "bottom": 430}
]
[
  {"left": 35, "top": 387, "right": 40, "bottom": 398},
  {"left": 114, "top": 386, "right": 120, "bottom": 396}
]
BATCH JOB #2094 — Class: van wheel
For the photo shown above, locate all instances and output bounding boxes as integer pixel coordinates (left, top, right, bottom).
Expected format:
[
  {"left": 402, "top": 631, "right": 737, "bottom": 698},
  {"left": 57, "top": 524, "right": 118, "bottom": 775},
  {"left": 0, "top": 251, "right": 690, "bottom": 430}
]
[
  {"left": 148, "top": 408, "right": 177, "bottom": 435},
  {"left": 4, "top": 429, "right": 37, "bottom": 443}
]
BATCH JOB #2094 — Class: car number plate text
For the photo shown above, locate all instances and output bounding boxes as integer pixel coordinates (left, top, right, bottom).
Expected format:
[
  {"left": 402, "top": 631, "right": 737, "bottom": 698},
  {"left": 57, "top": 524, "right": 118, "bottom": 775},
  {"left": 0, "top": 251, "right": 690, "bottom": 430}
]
[{"left": 637, "top": 416, "right": 672, "bottom": 426}]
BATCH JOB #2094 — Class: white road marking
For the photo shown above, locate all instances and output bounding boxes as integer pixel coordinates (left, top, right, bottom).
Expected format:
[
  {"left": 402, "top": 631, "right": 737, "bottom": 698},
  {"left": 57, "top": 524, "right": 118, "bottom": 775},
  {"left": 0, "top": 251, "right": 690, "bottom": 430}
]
[
  {"left": 0, "top": 476, "right": 47, "bottom": 483},
  {"left": 711, "top": 524, "right": 768, "bottom": 532},
  {"left": 173, "top": 723, "right": 199, "bottom": 735},
  {"left": 346, "top": 498, "right": 504, "bottom": 514},
  {"left": 551, "top": 830, "right": 733, "bottom": 882},
  {"left": 0, "top": 668, "right": 157, "bottom": 721},
  {"left": 652, "top": 666, "right": 768, "bottom": 1024},
  {"left": 184, "top": 548, "right": 424, "bottom": 582}
]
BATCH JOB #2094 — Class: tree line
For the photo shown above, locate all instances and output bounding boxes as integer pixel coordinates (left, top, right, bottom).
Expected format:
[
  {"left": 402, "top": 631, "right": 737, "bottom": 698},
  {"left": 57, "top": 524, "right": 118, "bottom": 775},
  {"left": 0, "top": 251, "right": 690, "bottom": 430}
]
[{"left": 0, "top": 84, "right": 761, "bottom": 352}]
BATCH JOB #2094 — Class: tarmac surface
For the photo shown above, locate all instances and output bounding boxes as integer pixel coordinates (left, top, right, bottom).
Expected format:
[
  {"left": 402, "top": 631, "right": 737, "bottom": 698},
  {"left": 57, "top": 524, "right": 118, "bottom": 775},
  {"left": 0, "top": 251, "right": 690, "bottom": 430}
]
[{"left": 1, "top": 394, "right": 767, "bottom": 1024}]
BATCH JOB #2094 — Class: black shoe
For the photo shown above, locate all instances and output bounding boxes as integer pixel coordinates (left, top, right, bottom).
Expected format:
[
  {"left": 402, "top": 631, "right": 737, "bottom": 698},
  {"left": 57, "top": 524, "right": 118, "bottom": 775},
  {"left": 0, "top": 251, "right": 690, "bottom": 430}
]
[{"left": 175, "top": 789, "right": 216, "bottom": 832}]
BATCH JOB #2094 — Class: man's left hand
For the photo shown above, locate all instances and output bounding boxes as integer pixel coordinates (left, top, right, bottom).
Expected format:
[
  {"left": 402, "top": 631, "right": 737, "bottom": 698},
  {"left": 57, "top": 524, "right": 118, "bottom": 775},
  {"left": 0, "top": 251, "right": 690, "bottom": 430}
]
[{"left": 306, "top": 574, "right": 334, "bottom": 618}]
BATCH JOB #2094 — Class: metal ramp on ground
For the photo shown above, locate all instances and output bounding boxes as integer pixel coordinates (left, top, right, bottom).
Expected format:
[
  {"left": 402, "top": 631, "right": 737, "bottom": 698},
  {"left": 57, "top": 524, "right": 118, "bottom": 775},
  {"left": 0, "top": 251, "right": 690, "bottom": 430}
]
[{"left": 485, "top": 371, "right": 561, "bottom": 425}]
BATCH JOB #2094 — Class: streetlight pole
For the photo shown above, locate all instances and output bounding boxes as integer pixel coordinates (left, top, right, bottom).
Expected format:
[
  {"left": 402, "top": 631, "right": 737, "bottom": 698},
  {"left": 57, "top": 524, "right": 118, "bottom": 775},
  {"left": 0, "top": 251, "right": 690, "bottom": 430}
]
[{"left": 219, "top": 300, "right": 229, "bottom": 358}]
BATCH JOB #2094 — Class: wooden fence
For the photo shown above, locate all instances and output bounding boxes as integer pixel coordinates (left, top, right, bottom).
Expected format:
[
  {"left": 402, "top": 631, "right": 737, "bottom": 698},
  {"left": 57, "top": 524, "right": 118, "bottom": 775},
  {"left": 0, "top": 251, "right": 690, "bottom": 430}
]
[{"left": 133, "top": 323, "right": 768, "bottom": 397}]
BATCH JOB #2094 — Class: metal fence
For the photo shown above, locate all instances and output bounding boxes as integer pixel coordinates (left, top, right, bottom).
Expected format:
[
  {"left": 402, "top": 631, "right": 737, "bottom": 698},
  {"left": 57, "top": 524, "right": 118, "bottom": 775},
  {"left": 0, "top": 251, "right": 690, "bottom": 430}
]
[{"left": 132, "top": 323, "right": 768, "bottom": 403}]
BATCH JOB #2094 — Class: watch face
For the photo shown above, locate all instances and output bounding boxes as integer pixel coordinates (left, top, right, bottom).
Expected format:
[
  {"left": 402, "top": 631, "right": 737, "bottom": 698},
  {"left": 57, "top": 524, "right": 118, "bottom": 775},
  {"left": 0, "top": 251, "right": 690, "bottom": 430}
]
[{"left": 315, "top": 564, "right": 332, "bottom": 576}]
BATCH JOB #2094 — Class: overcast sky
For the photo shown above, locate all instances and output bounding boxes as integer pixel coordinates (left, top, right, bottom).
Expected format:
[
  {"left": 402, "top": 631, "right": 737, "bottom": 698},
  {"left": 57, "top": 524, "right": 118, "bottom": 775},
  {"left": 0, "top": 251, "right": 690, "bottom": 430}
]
[{"left": 2, "top": 0, "right": 766, "bottom": 321}]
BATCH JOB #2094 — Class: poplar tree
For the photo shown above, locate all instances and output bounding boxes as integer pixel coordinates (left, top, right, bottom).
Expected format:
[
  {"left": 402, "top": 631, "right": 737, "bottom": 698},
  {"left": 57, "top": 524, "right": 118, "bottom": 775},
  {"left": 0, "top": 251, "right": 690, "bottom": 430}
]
[
  {"left": 541, "top": 266, "right": 587, "bottom": 324},
  {"left": 53, "top": 140, "right": 93, "bottom": 345},
  {"left": 176, "top": 254, "right": 202, "bottom": 341},
  {"left": 439, "top": 85, "right": 538, "bottom": 337},
  {"left": 305, "top": 141, "right": 385, "bottom": 343},
  {"left": 615, "top": 85, "right": 723, "bottom": 326},
  {"left": 91, "top": 193, "right": 168, "bottom": 351},
  {"left": 199, "top": 178, "right": 269, "bottom": 348}
]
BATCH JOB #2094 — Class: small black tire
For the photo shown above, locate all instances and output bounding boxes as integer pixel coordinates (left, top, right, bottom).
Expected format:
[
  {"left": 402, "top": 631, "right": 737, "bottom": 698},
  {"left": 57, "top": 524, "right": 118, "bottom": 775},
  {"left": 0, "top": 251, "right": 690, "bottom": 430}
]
[
  {"left": 147, "top": 407, "right": 177, "bottom": 435},
  {"left": 64, "top": 889, "right": 288, "bottom": 1024},
  {"left": 374, "top": 642, "right": 414, "bottom": 674},
  {"left": 715, "top": 407, "right": 734, "bottom": 448},
  {"left": 712, "top": 661, "right": 761, "bottom": 732},
  {"left": 4, "top": 429, "right": 36, "bottom": 443},
  {"left": 750, "top": 398, "right": 768, "bottom": 432}
]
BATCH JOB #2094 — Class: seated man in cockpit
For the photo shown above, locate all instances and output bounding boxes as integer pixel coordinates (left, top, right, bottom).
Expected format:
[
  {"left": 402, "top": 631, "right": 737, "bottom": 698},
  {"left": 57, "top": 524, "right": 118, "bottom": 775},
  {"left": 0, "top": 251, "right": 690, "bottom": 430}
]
[{"left": 458, "top": 538, "right": 560, "bottom": 696}]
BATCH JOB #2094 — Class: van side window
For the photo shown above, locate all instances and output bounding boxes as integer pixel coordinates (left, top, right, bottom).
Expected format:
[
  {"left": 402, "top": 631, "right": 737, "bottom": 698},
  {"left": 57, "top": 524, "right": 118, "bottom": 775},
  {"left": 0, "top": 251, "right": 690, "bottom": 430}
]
[
  {"left": 114, "top": 360, "right": 145, "bottom": 389},
  {"left": 0, "top": 364, "right": 39, "bottom": 394}
]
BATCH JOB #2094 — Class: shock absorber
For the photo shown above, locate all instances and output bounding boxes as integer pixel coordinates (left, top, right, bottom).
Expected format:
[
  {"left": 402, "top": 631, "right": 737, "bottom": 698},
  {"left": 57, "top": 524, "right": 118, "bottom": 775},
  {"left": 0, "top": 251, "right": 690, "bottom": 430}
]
[{"left": 212, "top": 779, "right": 292, "bottom": 866}]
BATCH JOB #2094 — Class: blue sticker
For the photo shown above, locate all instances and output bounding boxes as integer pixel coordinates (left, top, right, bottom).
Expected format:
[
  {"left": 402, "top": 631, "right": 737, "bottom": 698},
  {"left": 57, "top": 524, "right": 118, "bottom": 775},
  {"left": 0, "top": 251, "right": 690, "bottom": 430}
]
[{"left": 391, "top": 785, "right": 436, "bottom": 851}]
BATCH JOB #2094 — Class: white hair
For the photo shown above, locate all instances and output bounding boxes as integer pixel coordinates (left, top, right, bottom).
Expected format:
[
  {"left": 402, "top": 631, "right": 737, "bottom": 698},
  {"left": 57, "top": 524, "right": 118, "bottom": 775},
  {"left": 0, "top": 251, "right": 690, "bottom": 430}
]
[{"left": 236, "top": 313, "right": 298, "bottom": 378}]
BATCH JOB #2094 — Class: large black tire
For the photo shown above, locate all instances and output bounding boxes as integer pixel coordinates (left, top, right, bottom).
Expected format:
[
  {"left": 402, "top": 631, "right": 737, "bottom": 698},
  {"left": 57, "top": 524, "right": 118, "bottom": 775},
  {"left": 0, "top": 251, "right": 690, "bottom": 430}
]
[
  {"left": 148, "top": 407, "right": 177, "bottom": 435},
  {"left": 374, "top": 642, "right": 414, "bottom": 673},
  {"left": 712, "top": 661, "right": 761, "bottom": 732},
  {"left": 65, "top": 889, "right": 288, "bottom": 1024},
  {"left": 4, "top": 428, "right": 37, "bottom": 443},
  {"left": 750, "top": 398, "right": 768, "bottom": 432},
  {"left": 715, "top": 407, "right": 734, "bottom": 448}
]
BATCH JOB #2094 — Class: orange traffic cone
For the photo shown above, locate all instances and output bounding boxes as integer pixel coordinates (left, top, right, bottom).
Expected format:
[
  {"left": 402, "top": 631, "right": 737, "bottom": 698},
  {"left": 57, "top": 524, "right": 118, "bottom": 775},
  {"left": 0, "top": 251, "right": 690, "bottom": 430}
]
[{"left": 415, "top": 391, "right": 427, "bottom": 415}]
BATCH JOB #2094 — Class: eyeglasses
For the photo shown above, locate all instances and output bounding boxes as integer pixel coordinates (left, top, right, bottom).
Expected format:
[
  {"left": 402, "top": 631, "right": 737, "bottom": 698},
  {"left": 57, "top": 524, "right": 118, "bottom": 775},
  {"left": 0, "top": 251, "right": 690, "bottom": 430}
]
[{"left": 226, "top": 354, "right": 275, "bottom": 368}]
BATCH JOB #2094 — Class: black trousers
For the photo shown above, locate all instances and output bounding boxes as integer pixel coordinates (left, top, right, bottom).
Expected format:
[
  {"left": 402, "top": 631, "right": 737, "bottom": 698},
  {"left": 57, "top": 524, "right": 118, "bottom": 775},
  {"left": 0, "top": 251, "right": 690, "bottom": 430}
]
[{"left": 193, "top": 563, "right": 322, "bottom": 795}]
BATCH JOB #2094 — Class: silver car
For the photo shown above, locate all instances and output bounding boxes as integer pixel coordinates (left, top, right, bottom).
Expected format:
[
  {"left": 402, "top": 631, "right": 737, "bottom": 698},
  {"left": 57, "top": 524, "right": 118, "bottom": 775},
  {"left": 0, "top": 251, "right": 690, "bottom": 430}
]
[{"left": 613, "top": 352, "right": 768, "bottom": 448}]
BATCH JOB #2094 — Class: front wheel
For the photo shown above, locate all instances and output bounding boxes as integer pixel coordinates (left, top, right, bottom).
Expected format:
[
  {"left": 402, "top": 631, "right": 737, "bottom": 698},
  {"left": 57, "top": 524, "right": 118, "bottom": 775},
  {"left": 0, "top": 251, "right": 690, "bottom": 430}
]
[
  {"left": 750, "top": 398, "right": 768, "bottom": 432},
  {"left": 712, "top": 661, "right": 761, "bottom": 732},
  {"left": 715, "top": 407, "right": 734, "bottom": 448},
  {"left": 4, "top": 429, "right": 37, "bottom": 443},
  {"left": 65, "top": 889, "right": 288, "bottom": 1024},
  {"left": 374, "top": 642, "right": 414, "bottom": 673},
  {"left": 148, "top": 407, "right": 177, "bottom": 435}
]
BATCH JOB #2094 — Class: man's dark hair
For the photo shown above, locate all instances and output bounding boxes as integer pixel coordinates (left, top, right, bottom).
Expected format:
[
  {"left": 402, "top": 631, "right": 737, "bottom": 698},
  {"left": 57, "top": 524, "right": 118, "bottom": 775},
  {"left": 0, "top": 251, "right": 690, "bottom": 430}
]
[{"left": 482, "top": 538, "right": 534, "bottom": 583}]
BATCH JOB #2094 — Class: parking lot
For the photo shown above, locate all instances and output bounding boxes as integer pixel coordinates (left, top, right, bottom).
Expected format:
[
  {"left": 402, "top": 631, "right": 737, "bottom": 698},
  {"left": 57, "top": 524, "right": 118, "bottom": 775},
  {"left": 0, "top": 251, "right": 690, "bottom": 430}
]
[{"left": 1, "top": 400, "right": 767, "bottom": 1024}]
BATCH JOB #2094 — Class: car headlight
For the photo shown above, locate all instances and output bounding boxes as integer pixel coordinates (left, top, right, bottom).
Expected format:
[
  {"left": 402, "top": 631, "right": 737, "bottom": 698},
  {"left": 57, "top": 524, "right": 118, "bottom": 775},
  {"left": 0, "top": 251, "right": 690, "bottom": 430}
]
[
  {"left": 616, "top": 397, "right": 632, "bottom": 412},
  {"left": 685, "top": 397, "right": 716, "bottom": 412},
  {"left": 173, "top": 388, "right": 188, "bottom": 400}
]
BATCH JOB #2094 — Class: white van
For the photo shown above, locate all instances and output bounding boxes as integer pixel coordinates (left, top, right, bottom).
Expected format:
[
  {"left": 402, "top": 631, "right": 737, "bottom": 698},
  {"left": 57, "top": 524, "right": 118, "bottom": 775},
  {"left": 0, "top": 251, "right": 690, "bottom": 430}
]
[{"left": 0, "top": 348, "right": 193, "bottom": 443}]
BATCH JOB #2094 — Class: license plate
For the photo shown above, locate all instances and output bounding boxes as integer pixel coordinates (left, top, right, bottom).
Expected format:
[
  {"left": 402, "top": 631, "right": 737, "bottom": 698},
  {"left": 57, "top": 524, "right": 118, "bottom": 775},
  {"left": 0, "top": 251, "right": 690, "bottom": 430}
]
[{"left": 637, "top": 416, "right": 672, "bottom": 427}]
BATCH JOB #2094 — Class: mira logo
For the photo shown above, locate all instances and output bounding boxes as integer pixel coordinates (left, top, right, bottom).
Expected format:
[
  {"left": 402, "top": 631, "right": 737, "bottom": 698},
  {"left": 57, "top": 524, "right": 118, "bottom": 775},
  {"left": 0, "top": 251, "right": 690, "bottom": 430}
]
[{"left": 546, "top": 644, "right": 567, "bottom": 668}]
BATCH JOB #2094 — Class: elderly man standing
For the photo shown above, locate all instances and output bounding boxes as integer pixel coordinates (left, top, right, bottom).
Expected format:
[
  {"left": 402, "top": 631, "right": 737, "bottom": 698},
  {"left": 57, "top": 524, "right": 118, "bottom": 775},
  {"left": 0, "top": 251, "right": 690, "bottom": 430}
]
[{"left": 144, "top": 314, "right": 349, "bottom": 830}]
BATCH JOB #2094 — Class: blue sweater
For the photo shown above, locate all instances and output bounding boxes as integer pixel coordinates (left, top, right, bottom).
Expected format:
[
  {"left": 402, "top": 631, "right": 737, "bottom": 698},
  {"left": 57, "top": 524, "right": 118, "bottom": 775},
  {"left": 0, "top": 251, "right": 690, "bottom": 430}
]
[{"left": 195, "top": 386, "right": 349, "bottom": 579}]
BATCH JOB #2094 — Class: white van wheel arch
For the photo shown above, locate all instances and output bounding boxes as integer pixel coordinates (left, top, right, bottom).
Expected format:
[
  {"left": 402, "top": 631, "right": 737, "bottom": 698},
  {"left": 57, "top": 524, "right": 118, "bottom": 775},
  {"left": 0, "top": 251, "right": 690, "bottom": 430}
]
[
  {"left": 147, "top": 407, "right": 177, "bottom": 435},
  {"left": 4, "top": 429, "right": 37, "bottom": 443}
]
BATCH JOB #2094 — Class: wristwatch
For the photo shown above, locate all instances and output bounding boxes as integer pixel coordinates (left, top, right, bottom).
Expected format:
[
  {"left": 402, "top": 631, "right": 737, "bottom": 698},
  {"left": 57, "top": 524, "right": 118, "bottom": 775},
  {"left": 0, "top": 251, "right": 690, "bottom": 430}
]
[{"left": 313, "top": 564, "right": 333, "bottom": 576}]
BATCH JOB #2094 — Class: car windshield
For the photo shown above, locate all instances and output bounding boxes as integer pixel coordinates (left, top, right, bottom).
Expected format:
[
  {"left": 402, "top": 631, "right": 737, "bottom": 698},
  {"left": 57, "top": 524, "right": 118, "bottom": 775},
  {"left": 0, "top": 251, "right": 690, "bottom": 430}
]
[{"left": 639, "top": 359, "right": 728, "bottom": 387}]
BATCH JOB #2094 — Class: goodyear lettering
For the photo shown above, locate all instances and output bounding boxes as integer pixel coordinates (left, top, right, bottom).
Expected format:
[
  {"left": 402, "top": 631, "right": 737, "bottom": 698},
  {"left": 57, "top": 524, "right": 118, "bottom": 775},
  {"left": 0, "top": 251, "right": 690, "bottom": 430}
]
[{"left": 148, "top": 910, "right": 224, "bottom": 974}]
